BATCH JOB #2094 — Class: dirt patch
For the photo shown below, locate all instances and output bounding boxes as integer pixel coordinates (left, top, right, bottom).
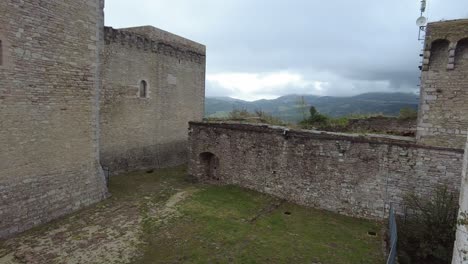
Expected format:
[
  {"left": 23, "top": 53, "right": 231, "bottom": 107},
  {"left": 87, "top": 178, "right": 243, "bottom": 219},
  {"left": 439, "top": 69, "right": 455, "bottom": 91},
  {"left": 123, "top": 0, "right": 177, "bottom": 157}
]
[
  {"left": 0, "top": 201, "right": 142, "bottom": 264},
  {"left": 0, "top": 166, "right": 194, "bottom": 264}
]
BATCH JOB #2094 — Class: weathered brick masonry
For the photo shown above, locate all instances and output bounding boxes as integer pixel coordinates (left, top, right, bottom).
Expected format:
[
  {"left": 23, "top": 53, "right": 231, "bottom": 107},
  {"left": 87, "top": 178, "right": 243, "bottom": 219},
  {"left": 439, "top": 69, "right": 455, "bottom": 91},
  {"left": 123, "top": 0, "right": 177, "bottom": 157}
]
[
  {"left": 0, "top": 0, "right": 108, "bottom": 238},
  {"left": 189, "top": 122, "right": 463, "bottom": 219},
  {"left": 417, "top": 19, "right": 468, "bottom": 149},
  {"left": 100, "top": 26, "right": 205, "bottom": 174}
]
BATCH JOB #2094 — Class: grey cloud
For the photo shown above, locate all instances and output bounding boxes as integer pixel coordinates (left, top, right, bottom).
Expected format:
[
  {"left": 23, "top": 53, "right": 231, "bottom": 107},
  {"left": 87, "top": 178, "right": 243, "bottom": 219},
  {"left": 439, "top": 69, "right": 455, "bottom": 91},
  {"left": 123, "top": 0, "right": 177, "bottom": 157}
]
[
  {"left": 106, "top": 0, "right": 468, "bottom": 98},
  {"left": 205, "top": 81, "right": 233, "bottom": 98}
]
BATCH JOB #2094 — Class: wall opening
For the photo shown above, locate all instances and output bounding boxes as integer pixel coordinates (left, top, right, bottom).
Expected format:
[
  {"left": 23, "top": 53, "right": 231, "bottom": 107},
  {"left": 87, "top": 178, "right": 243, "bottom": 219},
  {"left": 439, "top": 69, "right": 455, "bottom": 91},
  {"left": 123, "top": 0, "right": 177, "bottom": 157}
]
[
  {"left": 429, "top": 39, "right": 450, "bottom": 68},
  {"left": 139, "top": 80, "right": 147, "bottom": 98},
  {"left": 455, "top": 38, "right": 468, "bottom": 67},
  {"left": 199, "top": 152, "right": 219, "bottom": 181}
]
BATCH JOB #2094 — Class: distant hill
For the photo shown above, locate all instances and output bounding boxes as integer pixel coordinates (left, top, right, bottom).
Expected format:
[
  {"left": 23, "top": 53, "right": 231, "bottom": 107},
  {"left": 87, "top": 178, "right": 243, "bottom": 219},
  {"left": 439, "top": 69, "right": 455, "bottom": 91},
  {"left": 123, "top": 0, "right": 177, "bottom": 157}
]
[{"left": 205, "top": 92, "right": 419, "bottom": 123}]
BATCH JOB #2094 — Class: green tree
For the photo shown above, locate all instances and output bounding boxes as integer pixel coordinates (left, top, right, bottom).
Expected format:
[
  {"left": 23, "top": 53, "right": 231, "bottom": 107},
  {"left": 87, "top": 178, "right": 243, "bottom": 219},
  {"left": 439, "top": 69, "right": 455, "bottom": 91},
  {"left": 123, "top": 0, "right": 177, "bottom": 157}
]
[
  {"left": 308, "top": 106, "right": 328, "bottom": 124},
  {"left": 299, "top": 106, "right": 329, "bottom": 128}
]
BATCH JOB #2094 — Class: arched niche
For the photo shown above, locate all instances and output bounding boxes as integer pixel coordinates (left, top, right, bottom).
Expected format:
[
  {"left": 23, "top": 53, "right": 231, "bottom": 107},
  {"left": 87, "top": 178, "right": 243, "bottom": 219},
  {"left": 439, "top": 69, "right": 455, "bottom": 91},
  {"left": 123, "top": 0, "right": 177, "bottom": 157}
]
[
  {"left": 429, "top": 39, "right": 450, "bottom": 68},
  {"left": 455, "top": 38, "right": 468, "bottom": 67}
]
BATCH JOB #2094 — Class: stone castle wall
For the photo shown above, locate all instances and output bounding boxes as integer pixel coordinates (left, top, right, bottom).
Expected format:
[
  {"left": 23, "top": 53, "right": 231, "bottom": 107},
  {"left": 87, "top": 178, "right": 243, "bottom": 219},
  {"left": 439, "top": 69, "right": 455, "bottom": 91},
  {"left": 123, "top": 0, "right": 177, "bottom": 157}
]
[
  {"left": 189, "top": 122, "right": 463, "bottom": 219},
  {"left": 417, "top": 19, "right": 468, "bottom": 149},
  {"left": 100, "top": 26, "right": 205, "bottom": 174},
  {"left": 0, "top": 0, "right": 108, "bottom": 238}
]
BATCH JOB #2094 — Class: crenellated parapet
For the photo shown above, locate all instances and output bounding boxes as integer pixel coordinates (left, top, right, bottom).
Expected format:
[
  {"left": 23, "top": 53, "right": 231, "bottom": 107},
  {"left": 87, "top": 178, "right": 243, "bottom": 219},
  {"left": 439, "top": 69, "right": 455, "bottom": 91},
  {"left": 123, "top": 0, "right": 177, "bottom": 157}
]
[{"left": 104, "top": 26, "right": 206, "bottom": 64}]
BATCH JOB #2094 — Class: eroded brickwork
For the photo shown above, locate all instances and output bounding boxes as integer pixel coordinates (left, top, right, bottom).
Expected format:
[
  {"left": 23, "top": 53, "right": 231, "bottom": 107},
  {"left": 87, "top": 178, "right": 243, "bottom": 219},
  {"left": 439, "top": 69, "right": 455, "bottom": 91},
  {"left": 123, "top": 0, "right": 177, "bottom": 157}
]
[
  {"left": 0, "top": 0, "right": 108, "bottom": 238},
  {"left": 100, "top": 26, "right": 205, "bottom": 174},
  {"left": 189, "top": 122, "right": 463, "bottom": 219},
  {"left": 417, "top": 19, "right": 468, "bottom": 149}
]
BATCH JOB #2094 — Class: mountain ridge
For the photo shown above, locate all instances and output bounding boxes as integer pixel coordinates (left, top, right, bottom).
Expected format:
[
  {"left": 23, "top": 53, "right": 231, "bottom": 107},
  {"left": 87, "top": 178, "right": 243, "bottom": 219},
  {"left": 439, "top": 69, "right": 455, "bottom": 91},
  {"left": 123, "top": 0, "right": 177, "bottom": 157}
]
[{"left": 205, "top": 92, "right": 419, "bottom": 123}]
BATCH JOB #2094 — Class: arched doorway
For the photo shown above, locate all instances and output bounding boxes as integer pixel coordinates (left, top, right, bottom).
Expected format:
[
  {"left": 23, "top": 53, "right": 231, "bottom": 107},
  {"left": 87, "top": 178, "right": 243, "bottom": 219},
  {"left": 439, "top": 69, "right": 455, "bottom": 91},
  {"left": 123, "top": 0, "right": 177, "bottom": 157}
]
[{"left": 199, "top": 152, "right": 219, "bottom": 181}]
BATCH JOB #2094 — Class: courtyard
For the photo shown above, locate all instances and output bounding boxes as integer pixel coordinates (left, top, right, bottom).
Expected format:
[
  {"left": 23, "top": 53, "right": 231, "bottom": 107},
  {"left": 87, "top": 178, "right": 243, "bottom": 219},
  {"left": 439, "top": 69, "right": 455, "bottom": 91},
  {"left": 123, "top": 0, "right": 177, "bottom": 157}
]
[{"left": 0, "top": 166, "right": 384, "bottom": 264}]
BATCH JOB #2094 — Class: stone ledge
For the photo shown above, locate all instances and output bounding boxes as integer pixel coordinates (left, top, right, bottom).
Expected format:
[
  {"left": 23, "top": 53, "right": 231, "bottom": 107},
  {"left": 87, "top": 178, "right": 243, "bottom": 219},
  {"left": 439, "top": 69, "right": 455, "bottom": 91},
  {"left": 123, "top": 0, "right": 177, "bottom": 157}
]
[{"left": 189, "top": 121, "right": 464, "bottom": 153}]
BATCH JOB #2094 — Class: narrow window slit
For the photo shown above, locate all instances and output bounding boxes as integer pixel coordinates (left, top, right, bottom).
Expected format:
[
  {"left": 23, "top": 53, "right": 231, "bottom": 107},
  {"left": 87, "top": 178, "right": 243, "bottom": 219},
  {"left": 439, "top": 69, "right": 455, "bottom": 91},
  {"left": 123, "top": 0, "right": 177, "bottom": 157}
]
[{"left": 139, "top": 80, "right": 147, "bottom": 98}]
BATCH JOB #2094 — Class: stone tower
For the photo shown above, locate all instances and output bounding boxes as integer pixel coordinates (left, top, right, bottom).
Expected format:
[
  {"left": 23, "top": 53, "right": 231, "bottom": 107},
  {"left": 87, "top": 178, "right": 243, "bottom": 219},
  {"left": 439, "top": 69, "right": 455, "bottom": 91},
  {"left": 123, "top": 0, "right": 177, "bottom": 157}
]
[
  {"left": 416, "top": 19, "right": 468, "bottom": 149},
  {"left": 100, "top": 26, "right": 206, "bottom": 174},
  {"left": 0, "top": 0, "right": 108, "bottom": 237}
]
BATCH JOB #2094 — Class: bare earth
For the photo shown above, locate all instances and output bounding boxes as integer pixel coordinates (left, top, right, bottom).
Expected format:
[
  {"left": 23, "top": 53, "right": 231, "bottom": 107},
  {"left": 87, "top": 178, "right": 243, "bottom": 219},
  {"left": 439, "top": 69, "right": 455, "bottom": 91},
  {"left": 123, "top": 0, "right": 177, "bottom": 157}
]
[
  {"left": 0, "top": 166, "right": 384, "bottom": 264},
  {"left": 0, "top": 167, "right": 193, "bottom": 264}
]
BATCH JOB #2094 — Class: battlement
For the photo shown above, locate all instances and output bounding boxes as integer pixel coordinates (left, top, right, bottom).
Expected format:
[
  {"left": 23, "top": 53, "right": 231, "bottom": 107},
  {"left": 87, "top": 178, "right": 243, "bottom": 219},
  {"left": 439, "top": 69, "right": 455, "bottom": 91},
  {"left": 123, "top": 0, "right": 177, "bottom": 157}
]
[{"left": 104, "top": 26, "right": 206, "bottom": 64}]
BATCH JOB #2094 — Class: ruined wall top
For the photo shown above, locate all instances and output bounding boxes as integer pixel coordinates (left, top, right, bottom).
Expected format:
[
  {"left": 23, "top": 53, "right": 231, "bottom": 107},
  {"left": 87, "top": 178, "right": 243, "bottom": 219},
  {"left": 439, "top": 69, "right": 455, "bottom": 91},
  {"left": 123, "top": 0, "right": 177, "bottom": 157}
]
[
  {"left": 190, "top": 122, "right": 464, "bottom": 153},
  {"left": 104, "top": 26, "right": 205, "bottom": 64}
]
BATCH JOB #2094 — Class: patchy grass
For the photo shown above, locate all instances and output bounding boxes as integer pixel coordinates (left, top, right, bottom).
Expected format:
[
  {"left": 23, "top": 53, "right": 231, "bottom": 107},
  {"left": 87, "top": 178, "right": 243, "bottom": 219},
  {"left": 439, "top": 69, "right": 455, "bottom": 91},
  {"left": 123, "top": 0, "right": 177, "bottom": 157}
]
[
  {"left": 135, "top": 184, "right": 384, "bottom": 264},
  {"left": 0, "top": 166, "right": 384, "bottom": 264}
]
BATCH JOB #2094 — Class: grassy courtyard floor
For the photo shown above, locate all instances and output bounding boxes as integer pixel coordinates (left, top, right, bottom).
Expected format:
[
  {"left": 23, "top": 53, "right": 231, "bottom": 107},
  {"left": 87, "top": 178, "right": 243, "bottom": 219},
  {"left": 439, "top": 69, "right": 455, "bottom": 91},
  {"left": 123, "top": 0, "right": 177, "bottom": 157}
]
[{"left": 0, "top": 166, "right": 384, "bottom": 264}]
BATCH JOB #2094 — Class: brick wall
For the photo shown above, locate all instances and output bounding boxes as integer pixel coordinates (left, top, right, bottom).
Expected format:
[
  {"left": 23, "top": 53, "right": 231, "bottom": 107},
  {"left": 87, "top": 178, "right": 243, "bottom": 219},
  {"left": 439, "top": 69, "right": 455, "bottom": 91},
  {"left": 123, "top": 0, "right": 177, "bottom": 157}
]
[
  {"left": 0, "top": 0, "right": 108, "bottom": 238},
  {"left": 100, "top": 26, "right": 205, "bottom": 174},
  {"left": 417, "top": 19, "right": 468, "bottom": 149},
  {"left": 189, "top": 122, "right": 463, "bottom": 219}
]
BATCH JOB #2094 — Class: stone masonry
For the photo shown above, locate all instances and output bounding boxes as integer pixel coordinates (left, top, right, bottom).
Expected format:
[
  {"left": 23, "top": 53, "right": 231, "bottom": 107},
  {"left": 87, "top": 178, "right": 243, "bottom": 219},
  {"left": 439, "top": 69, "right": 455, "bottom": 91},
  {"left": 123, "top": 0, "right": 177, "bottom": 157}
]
[
  {"left": 0, "top": 0, "right": 205, "bottom": 238},
  {"left": 189, "top": 122, "right": 463, "bottom": 219},
  {"left": 0, "top": 0, "right": 108, "bottom": 238},
  {"left": 100, "top": 26, "right": 205, "bottom": 174},
  {"left": 417, "top": 19, "right": 468, "bottom": 149},
  {"left": 452, "top": 136, "right": 468, "bottom": 263}
]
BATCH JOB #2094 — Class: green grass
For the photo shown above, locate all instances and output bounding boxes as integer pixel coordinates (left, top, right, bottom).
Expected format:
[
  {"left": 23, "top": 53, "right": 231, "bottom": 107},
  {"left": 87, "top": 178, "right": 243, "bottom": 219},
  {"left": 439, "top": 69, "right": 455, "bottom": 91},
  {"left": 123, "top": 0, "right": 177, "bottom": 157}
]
[
  {"left": 126, "top": 169, "right": 385, "bottom": 264},
  {"left": 0, "top": 166, "right": 384, "bottom": 264}
]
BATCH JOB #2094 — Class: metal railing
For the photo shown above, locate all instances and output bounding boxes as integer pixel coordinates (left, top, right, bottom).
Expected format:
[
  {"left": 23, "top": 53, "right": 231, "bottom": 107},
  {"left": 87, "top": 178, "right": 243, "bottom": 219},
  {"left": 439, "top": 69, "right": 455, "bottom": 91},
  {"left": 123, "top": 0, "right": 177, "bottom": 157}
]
[{"left": 387, "top": 204, "right": 398, "bottom": 264}]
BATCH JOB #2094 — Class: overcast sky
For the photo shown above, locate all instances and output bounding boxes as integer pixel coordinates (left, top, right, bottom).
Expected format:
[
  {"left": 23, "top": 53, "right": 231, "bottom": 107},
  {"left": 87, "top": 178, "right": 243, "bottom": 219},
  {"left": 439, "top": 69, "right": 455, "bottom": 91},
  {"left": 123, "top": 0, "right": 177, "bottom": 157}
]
[{"left": 105, "top": 0, "right": 468, "bottom": 101}]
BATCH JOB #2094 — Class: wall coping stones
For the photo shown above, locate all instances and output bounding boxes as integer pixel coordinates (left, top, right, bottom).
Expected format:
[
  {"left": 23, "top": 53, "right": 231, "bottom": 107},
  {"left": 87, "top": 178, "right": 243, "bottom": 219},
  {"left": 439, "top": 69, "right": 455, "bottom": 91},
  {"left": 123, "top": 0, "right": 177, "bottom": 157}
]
[
  {"left": 104, "top": 26, "right": 206, "bottom": 64},
  {"left": 190, "top": 121, "right": 464, "bottom": 153}
]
